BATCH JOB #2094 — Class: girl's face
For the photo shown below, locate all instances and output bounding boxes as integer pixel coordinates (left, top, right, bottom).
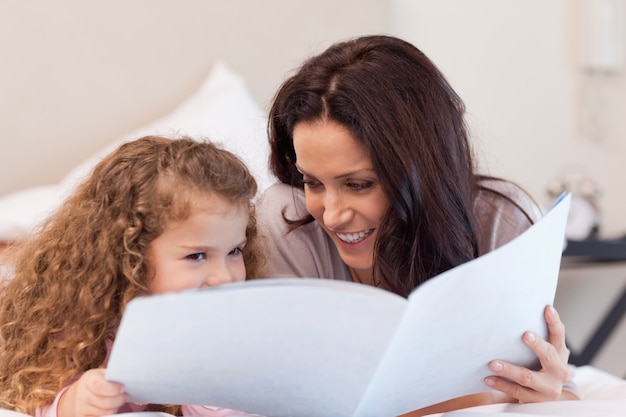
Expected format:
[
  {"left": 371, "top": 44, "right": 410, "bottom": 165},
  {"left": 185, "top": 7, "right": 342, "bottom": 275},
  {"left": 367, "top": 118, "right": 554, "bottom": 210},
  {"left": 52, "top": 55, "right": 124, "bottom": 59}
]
[
  {"left": 146, "top": 194, "right": 249, "bottom": 294},
  {"left": 293, "top": 119, "right": 389, "bottom": 282}
]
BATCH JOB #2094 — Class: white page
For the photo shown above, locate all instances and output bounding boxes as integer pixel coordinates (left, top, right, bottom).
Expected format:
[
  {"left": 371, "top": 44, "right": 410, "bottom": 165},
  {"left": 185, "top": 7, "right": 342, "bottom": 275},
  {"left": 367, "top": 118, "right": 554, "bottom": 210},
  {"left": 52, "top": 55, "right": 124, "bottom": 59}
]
[
  {"left": 106, "top": 278, "right": 407, "bottom": 417},
  {"left": 354, "top": 194, "right": 571, "bottom": 417}
]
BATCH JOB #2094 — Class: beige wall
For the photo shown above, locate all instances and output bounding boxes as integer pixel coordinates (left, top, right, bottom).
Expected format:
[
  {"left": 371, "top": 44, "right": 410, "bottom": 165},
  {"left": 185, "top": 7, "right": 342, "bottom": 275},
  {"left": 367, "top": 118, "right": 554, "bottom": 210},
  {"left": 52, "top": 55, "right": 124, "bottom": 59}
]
[{"left": 0, "top": 0, "right": 389, "bottom": 195}]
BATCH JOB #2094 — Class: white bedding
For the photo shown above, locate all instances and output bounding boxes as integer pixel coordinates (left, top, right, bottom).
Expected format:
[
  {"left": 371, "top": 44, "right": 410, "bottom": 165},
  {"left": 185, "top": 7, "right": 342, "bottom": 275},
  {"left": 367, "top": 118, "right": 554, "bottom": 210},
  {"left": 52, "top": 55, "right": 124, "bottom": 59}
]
[
  {"left": 575, "top": 365, "right": 626, "bottom": 400},
  {"left": 426, "top": 399, "right": 626, "bottom": 416},
  {"left": 0, "top": 61, "right": 274, "bottom": 242}
]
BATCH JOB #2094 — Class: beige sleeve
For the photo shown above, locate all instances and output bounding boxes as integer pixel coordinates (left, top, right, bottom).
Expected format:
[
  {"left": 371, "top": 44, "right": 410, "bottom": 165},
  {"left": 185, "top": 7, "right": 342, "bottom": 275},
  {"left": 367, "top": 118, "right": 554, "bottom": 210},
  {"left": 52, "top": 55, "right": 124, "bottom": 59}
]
[{"left": 255, "top": 183, "right": 345, "bottom": 280}]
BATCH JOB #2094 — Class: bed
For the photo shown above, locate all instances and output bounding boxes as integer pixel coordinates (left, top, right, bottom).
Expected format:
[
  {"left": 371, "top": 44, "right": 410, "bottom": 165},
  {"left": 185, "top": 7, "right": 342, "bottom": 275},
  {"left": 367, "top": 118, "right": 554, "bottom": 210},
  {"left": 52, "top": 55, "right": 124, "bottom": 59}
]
[{"left": 0, "top": 62, "right": 624, "bottom": 417}]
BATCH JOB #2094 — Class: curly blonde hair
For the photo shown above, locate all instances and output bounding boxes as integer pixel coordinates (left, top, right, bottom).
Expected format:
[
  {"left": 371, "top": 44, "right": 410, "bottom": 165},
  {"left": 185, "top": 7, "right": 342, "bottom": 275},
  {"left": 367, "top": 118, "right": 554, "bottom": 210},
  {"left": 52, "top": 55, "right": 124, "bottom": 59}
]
[{"left": 0, "top": 136, "right": 265, "bottom": 415}]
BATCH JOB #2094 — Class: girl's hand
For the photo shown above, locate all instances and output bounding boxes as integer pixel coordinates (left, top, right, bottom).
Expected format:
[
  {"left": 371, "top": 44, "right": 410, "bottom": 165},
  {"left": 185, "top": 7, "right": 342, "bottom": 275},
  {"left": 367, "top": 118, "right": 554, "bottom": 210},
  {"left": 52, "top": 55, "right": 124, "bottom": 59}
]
[
  {"left": 484, "top": 305, "right": 579, "bottom": 402},
  {"left": 58, "top": 368, "right": 128, "bottom": 417}
]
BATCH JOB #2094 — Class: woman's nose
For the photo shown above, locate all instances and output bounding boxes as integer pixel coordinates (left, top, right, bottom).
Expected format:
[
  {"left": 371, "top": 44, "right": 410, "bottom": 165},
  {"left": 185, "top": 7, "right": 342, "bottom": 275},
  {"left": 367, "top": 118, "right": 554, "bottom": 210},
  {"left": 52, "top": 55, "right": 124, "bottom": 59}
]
[{"left": 322, "top": 192, "right": 352, "bottom": 228}]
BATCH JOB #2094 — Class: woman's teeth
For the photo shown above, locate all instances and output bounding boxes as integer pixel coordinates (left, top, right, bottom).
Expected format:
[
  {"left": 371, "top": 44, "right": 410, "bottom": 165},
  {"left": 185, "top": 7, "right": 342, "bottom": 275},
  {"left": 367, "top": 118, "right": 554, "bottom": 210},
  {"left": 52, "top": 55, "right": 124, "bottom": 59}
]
[{"left": 336, "top": 229, "right": 373, "bottom": 243}]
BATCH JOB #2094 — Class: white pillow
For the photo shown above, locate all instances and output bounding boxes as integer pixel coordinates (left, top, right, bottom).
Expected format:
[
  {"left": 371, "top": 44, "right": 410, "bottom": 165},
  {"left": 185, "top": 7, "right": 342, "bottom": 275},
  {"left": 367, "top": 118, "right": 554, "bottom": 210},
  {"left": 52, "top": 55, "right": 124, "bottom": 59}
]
[
  {"left": 0, "top": 185, "right": 64, "bottom": 241},
  {"left": 0, "top": 60, "right": 274, "bottom": 241}
]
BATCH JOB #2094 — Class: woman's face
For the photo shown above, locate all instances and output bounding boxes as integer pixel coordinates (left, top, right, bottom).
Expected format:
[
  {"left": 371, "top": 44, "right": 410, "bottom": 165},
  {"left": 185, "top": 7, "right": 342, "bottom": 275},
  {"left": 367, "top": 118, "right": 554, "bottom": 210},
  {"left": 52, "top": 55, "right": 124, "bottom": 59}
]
[
  {"left": 146, "top": 193, "right": 249, "bottom": 294},
  {"left": 292, "top": 119, "right": 389, "bottom": 280}
]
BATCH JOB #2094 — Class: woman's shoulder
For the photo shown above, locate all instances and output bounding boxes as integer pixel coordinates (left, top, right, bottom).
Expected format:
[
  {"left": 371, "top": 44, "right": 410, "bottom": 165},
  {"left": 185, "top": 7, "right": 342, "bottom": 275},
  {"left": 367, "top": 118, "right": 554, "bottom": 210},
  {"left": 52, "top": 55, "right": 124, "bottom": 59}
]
[
  {"left": 476, "top": 177, "right": 543, "bottom": 222},
  {"left": 255, "top": 183, "right": 345, "bottom": 279},
  {"left": 474, "top": 177, "right": 543, "bottom": 254},
  {"left": 256, "top": 182, "right": 306, "bottom": 217}
]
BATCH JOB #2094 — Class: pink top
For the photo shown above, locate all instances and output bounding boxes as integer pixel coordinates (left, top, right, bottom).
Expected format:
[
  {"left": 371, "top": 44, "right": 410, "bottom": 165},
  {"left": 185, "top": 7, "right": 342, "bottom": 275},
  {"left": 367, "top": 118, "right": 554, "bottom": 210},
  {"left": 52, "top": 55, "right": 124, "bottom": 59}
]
[{"left": 35, "top": 390, "right": 253, "bottom": 417}]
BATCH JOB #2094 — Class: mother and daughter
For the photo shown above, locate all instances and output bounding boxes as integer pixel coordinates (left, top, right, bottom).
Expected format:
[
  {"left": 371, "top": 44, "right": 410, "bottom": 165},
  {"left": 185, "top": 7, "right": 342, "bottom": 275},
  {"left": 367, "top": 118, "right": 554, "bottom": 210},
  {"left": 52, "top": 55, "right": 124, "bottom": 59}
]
[{"left": 0, "top": 35, "right": 577, "bottom": 417}]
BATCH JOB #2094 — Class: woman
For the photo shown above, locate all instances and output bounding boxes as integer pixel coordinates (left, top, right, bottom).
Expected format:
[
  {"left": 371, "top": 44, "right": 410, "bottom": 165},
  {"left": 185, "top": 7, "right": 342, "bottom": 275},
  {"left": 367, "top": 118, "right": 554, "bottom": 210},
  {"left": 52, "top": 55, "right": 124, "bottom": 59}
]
[{"left": 256, "top": 34, "right": 577, "bottom": 410}]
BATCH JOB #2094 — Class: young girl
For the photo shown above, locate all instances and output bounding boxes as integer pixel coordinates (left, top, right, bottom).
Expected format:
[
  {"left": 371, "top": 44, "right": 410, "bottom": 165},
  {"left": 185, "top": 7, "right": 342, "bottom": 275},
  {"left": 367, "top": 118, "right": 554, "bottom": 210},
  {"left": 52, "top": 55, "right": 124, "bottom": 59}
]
[{"left": 0, "top": 136, "right": 265, "bottom": 417}]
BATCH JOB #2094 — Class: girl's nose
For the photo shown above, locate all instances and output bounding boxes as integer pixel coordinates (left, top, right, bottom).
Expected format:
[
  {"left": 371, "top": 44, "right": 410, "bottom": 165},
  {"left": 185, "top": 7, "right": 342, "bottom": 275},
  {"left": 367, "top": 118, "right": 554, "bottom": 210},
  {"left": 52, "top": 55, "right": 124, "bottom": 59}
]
[{"left": 203, "top": 264, "right": 233, "bottom": 288}]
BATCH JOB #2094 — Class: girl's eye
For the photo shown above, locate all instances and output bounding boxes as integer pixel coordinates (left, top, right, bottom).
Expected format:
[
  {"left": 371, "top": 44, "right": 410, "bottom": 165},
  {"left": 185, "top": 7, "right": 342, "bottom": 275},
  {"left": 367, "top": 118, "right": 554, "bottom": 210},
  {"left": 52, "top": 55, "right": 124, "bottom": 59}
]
[
  {"left": 186, "top": 253, "right": 206, "bottom": 261},
  {"left": 347, "top": 181, "right": 374, "bottom": 191}
]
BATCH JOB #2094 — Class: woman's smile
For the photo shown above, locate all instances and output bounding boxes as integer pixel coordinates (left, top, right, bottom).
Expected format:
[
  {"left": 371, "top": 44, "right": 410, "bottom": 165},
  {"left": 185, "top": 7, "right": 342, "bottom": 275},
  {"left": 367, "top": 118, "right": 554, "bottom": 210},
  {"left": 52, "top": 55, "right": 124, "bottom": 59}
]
[{"left": 335, "top": 228, "right": 375, "bottom": 244}]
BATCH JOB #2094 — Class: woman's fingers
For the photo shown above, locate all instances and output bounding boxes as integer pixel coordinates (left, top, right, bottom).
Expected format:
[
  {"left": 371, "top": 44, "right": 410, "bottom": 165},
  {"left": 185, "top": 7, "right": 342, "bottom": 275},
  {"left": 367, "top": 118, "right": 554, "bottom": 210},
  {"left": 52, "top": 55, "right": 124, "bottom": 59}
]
[
  {"left": 484, "top": 305, "right": 572, "bottom": 403},
  {"left": 544, "top": 305, "right": 570, "bottom": 362}
]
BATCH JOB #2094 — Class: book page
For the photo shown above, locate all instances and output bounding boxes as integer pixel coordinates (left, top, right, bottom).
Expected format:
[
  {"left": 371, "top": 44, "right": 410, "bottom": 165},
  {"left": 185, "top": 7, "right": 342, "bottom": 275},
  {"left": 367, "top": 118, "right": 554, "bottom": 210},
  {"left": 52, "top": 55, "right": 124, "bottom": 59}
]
[
  {"left": 354, "top": 194, "right": 571, "bottom": 417},
  {"left": 106, "top": 278, "right": 407, "bottom": 417}
]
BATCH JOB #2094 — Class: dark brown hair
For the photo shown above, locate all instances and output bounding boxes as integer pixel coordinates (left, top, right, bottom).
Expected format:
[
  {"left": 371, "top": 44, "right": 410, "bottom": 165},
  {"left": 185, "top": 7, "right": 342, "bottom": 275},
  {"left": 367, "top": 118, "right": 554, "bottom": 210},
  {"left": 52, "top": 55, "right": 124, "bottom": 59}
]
[{"left": 268, "top": 35, "right": 479, "bottom": 296}]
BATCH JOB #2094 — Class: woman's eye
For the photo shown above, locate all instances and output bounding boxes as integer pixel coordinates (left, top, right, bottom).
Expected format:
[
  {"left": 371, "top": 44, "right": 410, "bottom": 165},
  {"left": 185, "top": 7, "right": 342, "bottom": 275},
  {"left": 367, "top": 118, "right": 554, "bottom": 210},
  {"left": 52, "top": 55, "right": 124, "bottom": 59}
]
[
  {"left": 347, "top": 181, "right": 373, "bottom": 191},
  {"left": 186, "top": 253, "right": 205, "bottom": 261},
  {"left": 229, "top": 247, "right": 243, "bottom": 256},
  {"left": 302, "top": 179, "right": 321, "bottom": 188}
]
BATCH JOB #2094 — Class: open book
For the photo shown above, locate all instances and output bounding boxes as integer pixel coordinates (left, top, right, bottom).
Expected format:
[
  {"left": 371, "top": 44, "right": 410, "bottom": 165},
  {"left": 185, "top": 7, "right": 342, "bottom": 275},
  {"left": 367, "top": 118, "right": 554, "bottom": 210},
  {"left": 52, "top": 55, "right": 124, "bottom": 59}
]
[{"left": 105, "top": 194, "right": 571, "bottom": 417}]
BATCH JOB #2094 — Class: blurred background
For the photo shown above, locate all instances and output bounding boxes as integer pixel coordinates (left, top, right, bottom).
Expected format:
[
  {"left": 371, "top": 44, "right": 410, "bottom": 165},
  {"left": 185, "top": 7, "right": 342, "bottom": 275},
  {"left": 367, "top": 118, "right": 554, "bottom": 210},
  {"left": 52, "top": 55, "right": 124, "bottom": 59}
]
[{"left": 2, "top": 0, "right": 626, "bottom": 234}]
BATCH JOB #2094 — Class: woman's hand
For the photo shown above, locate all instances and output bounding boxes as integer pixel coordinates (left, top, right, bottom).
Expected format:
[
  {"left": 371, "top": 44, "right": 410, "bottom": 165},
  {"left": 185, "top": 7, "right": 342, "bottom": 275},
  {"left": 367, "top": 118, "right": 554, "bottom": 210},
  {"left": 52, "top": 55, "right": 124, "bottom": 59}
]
[
  {"left": 58, "top": 368, "right": 128, "bottom": 417},
  {"left": 484, "top": 305, "right": 579, "bottom": 402}
]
